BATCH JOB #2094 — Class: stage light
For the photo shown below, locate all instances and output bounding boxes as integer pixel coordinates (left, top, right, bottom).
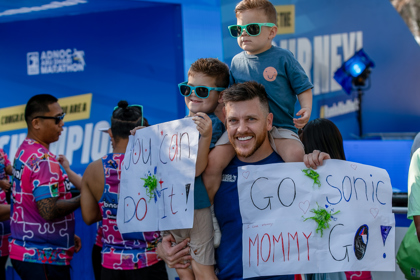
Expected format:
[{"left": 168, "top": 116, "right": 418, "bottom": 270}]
[
  {"left": 333, "top": 49, "right": 375, "bottom": 137},
  {"left": 334, "top": 49, "right": 375, "bottom": 94}
]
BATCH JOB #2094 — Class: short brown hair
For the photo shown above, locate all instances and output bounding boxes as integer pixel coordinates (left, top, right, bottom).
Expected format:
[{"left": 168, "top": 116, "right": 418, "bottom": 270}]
[
  {"left": 222, "top": 81, "right": 269, "bottom": 113},
  {"left": 188, "top": 58, "right": 230, "bottom": 88},
  {"left": 235, "top": 0, "right": 277, "bottom": 24}
]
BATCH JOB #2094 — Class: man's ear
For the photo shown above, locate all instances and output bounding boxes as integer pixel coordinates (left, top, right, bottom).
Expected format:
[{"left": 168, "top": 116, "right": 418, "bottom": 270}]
[
  {"left": 266, "top": 112, "right": 273, "bottom": 131},
  {"left": 31, "top": 118, "right": 41, "bottom": 130}
]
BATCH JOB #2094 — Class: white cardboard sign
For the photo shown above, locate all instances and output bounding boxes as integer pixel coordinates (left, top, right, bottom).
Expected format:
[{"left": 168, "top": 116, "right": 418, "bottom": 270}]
[
  {"left": 117, "top": 118, "right": 199, "bottom": 233},
  {"left": 238, "top": 160, "right": 395, "bottom": 278}
]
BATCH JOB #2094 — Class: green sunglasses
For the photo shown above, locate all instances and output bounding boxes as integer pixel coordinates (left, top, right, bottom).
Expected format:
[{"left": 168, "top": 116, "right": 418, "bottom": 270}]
[
  {"left": 228, "top": 23, "right": 276, "bottom": 38},
  {"left": 178, "top": 82, "right": 226, "bottom": 99},
  {"left": 113, "top": 104, "right": 144, "bottom": 126}
]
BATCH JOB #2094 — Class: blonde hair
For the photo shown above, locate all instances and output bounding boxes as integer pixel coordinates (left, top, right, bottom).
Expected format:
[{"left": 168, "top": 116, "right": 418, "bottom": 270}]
[{"left": 235, "top": 0, "right": 277, "bottom": 24}]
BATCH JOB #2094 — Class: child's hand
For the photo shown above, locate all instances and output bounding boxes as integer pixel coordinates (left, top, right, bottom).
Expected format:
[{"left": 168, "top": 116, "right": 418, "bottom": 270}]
[
  {"left": 192, "top": 112, "right": 212, "bottom": 138},
  {"left": 293, "top": 107, "right": 311, "bottom": 129},
  {"left": 130, "top": 126, "right": 146, "bottom": 136},
  {"left": 58, "top": 155, "right": 70, "bottom": 170}
]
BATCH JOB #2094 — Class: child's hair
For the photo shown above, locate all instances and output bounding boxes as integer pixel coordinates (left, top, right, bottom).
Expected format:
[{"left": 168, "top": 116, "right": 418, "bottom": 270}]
[
  {"left": 222, "top": 81, "right": 269, "bottom": 113},
  {"left": 111, "top": 100, "right": 149, "bottom": 139},
  {"left": 188, "top": 58, "right": 230, "bottom": 88},
  {"left": 235, "top": 0, "right": 277, "bottom": 25},
  {"left": 300, "top": 118, "right": 346, "bottom": 160}
]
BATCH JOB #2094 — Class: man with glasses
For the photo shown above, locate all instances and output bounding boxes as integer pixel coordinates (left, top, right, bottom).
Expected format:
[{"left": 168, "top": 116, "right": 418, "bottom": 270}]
[{"left": 9, "top": 94, "right": 81, "bottom": 280}]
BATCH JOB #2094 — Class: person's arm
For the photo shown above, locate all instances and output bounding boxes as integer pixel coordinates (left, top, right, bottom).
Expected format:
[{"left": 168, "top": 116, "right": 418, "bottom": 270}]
[
  {"left": 0, "top": 204, "right": 10, "bottom": 221},
  {"left": 74, "top": 234, "right": 82, "bottom": 253},
  {"left": 408, "top": 149, "right": 420, "bottom": 233},
  {"left": 36, "top": 195, "right": 80, "bottom": 221},
  {"left": 303, "top": 150, "right": 331, "bottom": 169},
  {"left": 193, "top": 113, "right": 212, "bottom": 176},
  {"left": 414, "top": 216, "right": 420, "bottom": 243},
  {"left": 0, "top": 180, "right": 10, "bottom": 192},
  {"left": 58, "top": 155, "right": 82, "bottom": 190},
  {"left": 294, "top": 88, "right": 313, "bottom": 129},
  {"left": 0, "top": 162, "right": 12, "bottom": 192},
  {"left": 81, "top": 160, "right": 103, "bottom": 225},
  {"left": 156, "top": 234, "right": 192, "bottom": 268},
  {"left": 5, "top": 164, "right": 12, "bottom": 176}
]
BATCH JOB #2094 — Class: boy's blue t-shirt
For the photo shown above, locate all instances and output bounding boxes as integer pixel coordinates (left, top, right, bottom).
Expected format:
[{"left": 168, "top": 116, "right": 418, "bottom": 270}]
[
  {"left": 214, "top": 152, "right": 292, "bottom": 280},
  {"left": 230, "top": 46, "right": 313, "bottom": 133},
  {"left": 194, "top": 113, "right": 225, "bottom": 210}
]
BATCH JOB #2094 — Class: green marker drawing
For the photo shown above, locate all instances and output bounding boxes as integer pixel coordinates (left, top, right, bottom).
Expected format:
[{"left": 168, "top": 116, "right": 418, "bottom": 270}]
[
  {"left": 141, "top": 174, "right": 158, "bottom": 202},
  {"left": 303, "top": 203, "right": 340, "bottom": 237},
  {"left": 302, "top": 169, "right": 321, "bottom": 188}
]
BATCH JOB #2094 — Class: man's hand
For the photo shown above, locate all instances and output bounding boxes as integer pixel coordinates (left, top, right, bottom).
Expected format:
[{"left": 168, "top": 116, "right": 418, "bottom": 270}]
[
  {"left": 130, "top": 126, "right": 146, "bottom": 136},
  {"left": 0, "top": 180, "right": 10, "bottom": 192},
  {"left": 293, "top": 107, "right": 311, "bottom": 129},
  {"left": 74, "top": 234, "right": 82, "bottom": 253},
  {"left": 303, "top": 150, "right": 331, "bottom": 169},
  {"left": 156, "top": 234, "right": 192, "bottom": 269},
  {"left": 192, "top": 112, "right": 212, "bottom": 138}
]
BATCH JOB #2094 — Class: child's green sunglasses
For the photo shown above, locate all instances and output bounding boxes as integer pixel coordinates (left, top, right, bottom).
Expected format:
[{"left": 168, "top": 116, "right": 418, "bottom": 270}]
[
  {"left": 228, "top": 23, "right": 276, "bottom": 38},
  {"left": 113, "top": 104, "right": 144, "bottom": 126},
  {"left": 178, "top": 82, "right": 226, "bottom": 99}
]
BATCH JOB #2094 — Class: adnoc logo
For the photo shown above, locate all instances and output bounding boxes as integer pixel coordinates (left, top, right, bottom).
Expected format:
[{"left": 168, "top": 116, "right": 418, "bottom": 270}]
[
  {"left": 26, "top": 48, "right": 86, "bottom": 75},
  {"left": 27, "top": 52, "right": 40, "bottom": 75}
]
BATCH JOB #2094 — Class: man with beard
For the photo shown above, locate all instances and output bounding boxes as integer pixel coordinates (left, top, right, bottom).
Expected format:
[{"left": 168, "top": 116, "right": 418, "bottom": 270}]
[
  {"left": 157, "top": 81, "right": 329, "bottom": 279},
  {"left": 203, "top": 81, "right": 292, "bottom": 280}
]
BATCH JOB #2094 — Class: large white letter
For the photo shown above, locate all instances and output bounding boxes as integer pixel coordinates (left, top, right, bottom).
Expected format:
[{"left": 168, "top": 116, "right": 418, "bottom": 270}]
[
  {"left": 297, "top": 37, "right": 312, "bottom": 82},
  {"left": 356, "top": 31, "right": 363, "bottom": 51},
  {"left": 342, "top": 32, "right": 356, "bottom": 62},
  {"left": 313, "top": 35, "right": 330, "bottom": 95},
  {"left": 66, "top": 125, "right": 83, "bottom": 165},
  {"left": 91, "top": 121, "right": 110, "bottom": 161},
  {"left": 330, "top": 33, "right": 342, "bottom": 92},
  {"left": 81, "top": 123, "right": 93, "bottom": 164},
  {"left": 9, "top": 133, "right": 26, "bottom": 160},
  {"left": 0, "top": 135, "right": 10, "bottom": 150},
  {"left": 288, "top": 39, "right": 296, "bottom": 56}
]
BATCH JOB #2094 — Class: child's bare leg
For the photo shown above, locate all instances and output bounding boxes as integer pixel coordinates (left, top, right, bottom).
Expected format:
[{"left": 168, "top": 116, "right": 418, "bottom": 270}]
[
  {"left": 191, "top": 260, "right": 218, "bottom": 280},
  {"left": 274, "top": 138, "right": 304, "bottom": 162},
  {"left": 203, "top": 144, "right": 236, "bottom": 203},
  {"left": 176, "top": 267, "right": 195, "bottom": 280}
]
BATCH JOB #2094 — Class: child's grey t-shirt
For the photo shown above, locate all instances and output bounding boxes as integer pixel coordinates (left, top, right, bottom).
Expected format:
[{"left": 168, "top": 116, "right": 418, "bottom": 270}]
[{"left": 230, "top": 46, "right": 313, "bottom": 133}]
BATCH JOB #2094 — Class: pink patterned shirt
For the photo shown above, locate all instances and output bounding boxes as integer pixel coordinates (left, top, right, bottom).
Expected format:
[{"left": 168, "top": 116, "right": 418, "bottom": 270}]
[
  {"left": 9, "top": 139, "right": 75, "bottom": 265},
  {"left": 0, "top": 149, "right": 10, "bottom": 257},
  {"left": 99, "top": 153, "right": 160, "bottom": 270}
]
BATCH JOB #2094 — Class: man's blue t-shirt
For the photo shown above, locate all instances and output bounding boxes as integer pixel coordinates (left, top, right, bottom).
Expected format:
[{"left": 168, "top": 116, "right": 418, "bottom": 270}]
[
  {"left": 194, "top": 113, "right": 225, "bottom": 209},
  {"left": 214, "top": 152, "right": 293, "bottom": 280},
  {"left": 230, "top": 46, "right": 313, "bottom": 133}
]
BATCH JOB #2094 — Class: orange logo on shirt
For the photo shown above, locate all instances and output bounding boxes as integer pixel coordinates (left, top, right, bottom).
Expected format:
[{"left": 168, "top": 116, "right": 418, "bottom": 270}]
[{"left": 263, "top": 67, "right": 277, "bottom": 82}]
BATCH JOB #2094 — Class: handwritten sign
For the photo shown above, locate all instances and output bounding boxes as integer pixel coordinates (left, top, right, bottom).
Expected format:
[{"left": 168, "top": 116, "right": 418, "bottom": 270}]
[
  {"left": 238, "top": 160, "right": 395, "bottom": 278},
  {"left": 117, "top": 118, "right": 199, "bottom": 233}
]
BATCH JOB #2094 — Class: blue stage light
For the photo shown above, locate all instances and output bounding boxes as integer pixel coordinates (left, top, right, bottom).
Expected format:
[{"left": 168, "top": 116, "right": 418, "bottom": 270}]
[
  {"left": 334, "top": 49, "right": 375, "bottom": 94},
  {"left": 347, "top": 57, "right": 366, "bottom": 77}
]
